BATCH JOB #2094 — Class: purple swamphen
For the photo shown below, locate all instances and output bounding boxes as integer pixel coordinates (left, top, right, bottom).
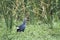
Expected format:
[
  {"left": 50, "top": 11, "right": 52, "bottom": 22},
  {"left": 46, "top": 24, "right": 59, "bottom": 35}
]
[{"left": 17, "top": 18, "right": 27, "bottom": 32}]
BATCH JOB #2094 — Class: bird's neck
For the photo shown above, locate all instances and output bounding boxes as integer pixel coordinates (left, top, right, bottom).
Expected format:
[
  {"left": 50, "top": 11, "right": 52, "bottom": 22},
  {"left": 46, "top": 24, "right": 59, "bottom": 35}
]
[{"left": 23, "top": 19, "right": 26, "bottom": 24}]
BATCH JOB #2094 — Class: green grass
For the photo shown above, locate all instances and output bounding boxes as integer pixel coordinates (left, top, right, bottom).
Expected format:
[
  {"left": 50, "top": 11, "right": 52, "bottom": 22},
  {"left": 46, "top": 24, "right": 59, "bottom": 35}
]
[{"left": 0, "top": 19, "right": 60, "bottom": 40}]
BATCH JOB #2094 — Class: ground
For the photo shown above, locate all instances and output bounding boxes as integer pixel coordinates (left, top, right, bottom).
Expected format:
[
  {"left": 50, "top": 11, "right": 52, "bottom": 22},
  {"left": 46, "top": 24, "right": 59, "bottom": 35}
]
[{"left": 0, "top": 19, "right": 60, "bottom": 40}]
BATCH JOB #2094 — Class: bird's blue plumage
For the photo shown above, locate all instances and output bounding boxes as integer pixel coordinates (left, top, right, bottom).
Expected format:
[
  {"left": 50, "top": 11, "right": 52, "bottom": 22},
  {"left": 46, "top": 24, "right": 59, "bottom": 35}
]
[{"left": 17, "top": 18, "right": 26, "bottom": 32}]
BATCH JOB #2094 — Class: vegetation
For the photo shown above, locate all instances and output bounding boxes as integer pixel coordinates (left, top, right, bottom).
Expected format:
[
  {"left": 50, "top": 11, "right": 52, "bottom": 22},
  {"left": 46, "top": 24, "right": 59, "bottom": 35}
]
[{"left": 0, "top": 0, "right": 60, "bottom": 40}]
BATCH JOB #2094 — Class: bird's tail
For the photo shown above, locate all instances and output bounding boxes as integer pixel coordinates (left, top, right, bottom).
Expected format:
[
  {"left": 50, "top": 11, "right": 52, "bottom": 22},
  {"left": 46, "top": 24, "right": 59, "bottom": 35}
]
[{"left": 17, "top": 27, "right": 19, "bottom": 29}]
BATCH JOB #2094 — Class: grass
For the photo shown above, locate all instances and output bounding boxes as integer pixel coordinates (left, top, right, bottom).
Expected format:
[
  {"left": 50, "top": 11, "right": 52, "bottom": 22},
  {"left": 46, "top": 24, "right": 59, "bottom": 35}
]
[{"left": 0, "top": 19, "right": 60, "bottom": 40}]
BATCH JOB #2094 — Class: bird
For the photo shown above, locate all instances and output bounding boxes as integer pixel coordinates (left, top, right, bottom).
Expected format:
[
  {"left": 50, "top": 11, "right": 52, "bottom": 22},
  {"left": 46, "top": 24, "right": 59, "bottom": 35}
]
[{"left": 17, "top": 18, "right": 27, "bottom": 32}]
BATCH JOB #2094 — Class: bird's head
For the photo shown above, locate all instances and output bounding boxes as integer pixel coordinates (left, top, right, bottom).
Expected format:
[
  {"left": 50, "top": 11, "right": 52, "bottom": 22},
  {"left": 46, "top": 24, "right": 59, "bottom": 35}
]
[
  {"left": 25, "top": 13, "right": 30, "bottom": 21},
  {"left": 24, "top": 18, "right": 27, "bottom": 21},
  {"left": 24, "top": 16, "right": 29, "bottom": 21}
]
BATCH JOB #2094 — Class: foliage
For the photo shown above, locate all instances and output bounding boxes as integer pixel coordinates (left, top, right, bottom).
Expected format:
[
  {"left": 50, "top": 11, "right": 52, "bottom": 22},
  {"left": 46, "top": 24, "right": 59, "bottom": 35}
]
[{"left": 0, "top": 0, "right": 60, "bottom": 40}]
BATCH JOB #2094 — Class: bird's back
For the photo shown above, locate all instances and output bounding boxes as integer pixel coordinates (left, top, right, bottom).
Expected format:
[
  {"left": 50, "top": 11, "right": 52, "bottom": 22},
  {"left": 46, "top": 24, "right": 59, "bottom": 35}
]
[{"left": 19, "top": 23, "right": 26, "bottom": 30}]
